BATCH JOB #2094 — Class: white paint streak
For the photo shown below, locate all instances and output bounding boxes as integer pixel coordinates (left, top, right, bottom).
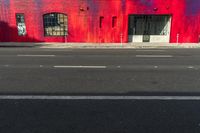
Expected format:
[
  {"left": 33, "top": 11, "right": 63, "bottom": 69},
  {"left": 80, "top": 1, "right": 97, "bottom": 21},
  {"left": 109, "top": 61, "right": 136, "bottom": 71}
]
[
  {"left": 154, "top": 66, "right": 158, "bottom": 68},
  {"left": 0, "top": 95, "right": 200, "bottom": 100},
  {"left": 188, "top": 66, "right": 194, "bottom": 69},
  {"left": 136, "top": 55, "right": 173, "bottom": 58},
  {"left": 136, "top": 50, "right": 165, "bottom": 52},
  {"left": 54, "top": 66, "right": 107, "bottom": 69},
  {"left": 17, "top": 55, "right": 55, "bottom": 57}
]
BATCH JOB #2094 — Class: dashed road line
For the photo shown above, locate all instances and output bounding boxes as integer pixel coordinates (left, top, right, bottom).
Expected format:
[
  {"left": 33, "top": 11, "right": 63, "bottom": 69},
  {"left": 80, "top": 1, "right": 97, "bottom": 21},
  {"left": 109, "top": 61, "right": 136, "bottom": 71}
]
[
  {"left": 136, "top": 50, "right": 166, "bottom": 52},
  {"left": 188, "top": 66, "right": 194, "bottom": 69},
  {"left": 154, "top": 66, "right": 158, "bottom": 68},
  {"left": 54, "top": 66, "right": 107, "bottom": 69},
  {"left": 0, "top": 64, "right": 199, "bottom": 70},
  {"left": 136, "top": 55, "right": 173, "bottom": 58},
  {"left": 17, "top": 55, "right": 55, "bottom": 57}
]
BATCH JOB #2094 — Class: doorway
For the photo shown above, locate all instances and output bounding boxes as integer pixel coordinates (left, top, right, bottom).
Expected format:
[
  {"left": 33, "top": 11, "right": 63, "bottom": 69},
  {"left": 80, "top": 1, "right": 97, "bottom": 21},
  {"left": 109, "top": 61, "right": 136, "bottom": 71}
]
[{"left": 128, "top": 15, "right": 171, "bottom": 43}]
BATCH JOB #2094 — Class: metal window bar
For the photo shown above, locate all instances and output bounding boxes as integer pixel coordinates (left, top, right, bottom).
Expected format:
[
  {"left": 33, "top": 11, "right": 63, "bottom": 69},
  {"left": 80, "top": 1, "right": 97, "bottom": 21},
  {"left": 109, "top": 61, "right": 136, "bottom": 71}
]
[{"left": 44, "top": 13, "right": 68, "bottom": 36}]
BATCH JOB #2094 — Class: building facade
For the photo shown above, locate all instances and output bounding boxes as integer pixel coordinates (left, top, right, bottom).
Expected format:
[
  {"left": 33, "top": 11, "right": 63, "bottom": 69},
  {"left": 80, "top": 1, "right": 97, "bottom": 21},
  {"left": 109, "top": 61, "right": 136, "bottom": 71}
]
[{"left": 0, "top": 0, "right": 200, "bottom": 43}]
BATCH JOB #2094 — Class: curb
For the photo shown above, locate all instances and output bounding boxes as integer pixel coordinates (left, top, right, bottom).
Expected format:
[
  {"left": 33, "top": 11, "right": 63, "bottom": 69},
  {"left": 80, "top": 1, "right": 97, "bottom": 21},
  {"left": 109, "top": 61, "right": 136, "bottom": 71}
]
[
  {"left": 1, "top": 42, "right": 200, "bottom": 49},
  {"left": 40, "top": 45, "right": 200, "bottom": 49}
]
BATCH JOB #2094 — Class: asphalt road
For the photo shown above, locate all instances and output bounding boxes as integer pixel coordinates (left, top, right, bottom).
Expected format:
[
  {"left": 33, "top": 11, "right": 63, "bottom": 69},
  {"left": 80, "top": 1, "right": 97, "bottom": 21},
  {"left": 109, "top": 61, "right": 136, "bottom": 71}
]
[
  {"left": 1, "top": 48, "right": 200, "bottom": 133},
  {"left": 0, "top": 48, "right": 199, "bottom": 94},
  {"left": 0, "top": 99, "right": 200, "bottom": 133}
]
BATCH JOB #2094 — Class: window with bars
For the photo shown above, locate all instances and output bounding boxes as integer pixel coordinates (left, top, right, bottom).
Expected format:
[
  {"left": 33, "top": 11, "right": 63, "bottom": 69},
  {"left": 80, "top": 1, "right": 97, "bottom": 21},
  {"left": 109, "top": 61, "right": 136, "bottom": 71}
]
[
  {"left": 16, "top": 13, "right": 26, "bottom": 36},
  {"left": 43, "top": 13, "right": 68, "bottom": 36}
]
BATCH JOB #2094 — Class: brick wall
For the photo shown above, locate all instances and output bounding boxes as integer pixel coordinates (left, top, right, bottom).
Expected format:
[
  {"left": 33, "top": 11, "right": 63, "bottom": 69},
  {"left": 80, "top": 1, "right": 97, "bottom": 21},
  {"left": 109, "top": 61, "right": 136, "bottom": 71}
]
[{"left": 0, "top": 0, "right": 200, "bottom": 43}]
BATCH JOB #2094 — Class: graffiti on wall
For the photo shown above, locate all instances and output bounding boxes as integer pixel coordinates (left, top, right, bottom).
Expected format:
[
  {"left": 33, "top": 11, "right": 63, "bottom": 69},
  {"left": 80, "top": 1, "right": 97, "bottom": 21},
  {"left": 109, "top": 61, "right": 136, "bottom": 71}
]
[
  {"left": 17, "top": 23, "right": 26, "bottom": 36},
  {"left": 0, "top": 0, "right": 200, "bottom": 43}
]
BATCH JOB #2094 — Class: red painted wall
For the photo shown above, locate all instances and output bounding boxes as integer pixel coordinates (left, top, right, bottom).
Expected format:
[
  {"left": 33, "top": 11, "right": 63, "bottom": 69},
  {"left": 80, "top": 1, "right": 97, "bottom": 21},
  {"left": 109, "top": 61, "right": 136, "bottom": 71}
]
[{"left": 0, "top": 0, "right": 200, "bottom": 43}]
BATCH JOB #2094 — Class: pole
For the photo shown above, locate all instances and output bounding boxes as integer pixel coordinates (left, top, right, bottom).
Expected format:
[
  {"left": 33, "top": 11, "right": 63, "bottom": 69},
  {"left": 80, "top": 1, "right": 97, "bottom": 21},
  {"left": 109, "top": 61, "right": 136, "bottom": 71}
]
[
  {"left": 120, "top": 33, "right": 123, "bottom": 46},
  {"left": 176, "top": 33, "right": 179, "bottom": 44},
  {"left": 65, "top": 35, "right": 67, "bottom": 43}
]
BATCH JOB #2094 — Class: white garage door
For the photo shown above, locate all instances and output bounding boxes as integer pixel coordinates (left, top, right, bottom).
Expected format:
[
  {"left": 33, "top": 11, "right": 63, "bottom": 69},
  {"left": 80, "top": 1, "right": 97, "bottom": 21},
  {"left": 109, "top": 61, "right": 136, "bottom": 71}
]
[{"left": 128, "top": 15, "right": 171, "bottom": 43}]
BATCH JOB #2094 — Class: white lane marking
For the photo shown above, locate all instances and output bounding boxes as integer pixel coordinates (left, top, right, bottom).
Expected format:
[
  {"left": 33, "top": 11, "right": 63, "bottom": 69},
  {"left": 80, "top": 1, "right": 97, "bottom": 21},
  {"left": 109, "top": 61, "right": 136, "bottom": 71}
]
[
  {"left": 4, "top": 65, "right": 9, "bottom": 67},
  {"left": 40, "top": 49, "right": 73, "bottom": 51},
  {"left": 136, "top": 50, "right": 165, "bottom": 52},
  {"left": 1, "top": 95, "right": 200, "bottom": 100},
  {"left": 154, "top": 66, "right": 158, "bottom": 68},
  {"left": 117, "top": 66, "right": 121, "bottom": 68},
  {"left": 17, "top": 55, "right": 55, "bottom": 57},
  {"left": 136, "top": 55, "right": 173, "bottom": 58},
  {"left": 54, "top": 66, "right": 107, "bottom": 69},
  {"left": 188, "top": 66, "right": 194, "bottom": 69}
]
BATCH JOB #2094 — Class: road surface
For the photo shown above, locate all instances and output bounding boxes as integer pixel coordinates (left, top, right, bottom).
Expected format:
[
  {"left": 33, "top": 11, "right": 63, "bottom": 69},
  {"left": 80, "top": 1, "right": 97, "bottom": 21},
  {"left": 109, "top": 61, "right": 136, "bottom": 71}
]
[
  {"left": 0, "top": 48, "right": 200, "bottom": 133},
  {"left": 0, "top": 48, "right": 199, "bottom": 95}
]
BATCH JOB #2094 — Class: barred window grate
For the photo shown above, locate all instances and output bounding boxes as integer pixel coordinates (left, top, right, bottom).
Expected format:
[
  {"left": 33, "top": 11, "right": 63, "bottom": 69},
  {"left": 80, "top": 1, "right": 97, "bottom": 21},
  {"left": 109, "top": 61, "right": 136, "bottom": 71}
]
[{"left": 43, "top": 13, "right": 68, "bottom": 36}]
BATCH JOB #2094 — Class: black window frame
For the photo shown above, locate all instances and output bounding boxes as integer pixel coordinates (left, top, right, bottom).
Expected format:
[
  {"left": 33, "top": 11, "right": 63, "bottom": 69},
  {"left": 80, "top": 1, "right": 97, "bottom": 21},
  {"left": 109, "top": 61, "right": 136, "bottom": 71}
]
[{"left": 43, "top": 13, "right": 68, "bottom": 37}]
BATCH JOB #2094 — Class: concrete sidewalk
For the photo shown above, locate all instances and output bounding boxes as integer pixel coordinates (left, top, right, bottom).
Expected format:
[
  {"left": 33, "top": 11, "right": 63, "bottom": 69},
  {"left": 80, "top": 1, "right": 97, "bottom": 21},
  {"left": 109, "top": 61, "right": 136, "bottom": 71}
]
[{"left": 1, "top": 42, "right": 200, "bottom": 49}]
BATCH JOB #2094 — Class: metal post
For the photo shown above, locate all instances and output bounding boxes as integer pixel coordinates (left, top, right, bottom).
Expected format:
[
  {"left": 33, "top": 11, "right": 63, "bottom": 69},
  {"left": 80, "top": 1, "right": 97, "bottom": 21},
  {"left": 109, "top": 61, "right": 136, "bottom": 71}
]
[
  {"left": 64, "top": 27, "right": 67, "bottom": 43},
  {"left": 120, "top": 33, "right": 123, "bottom": 46},
  {"left": 199, "top": 35, "right": 200, "bottom": 43},
  {"left": 65, "top": 35, "right": 67, "bottom": 43},
  {"left": 176, "top": 33, "right": 179, "bottom": 44}
]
